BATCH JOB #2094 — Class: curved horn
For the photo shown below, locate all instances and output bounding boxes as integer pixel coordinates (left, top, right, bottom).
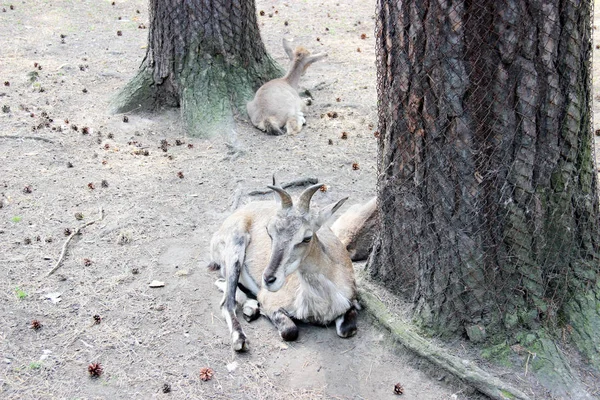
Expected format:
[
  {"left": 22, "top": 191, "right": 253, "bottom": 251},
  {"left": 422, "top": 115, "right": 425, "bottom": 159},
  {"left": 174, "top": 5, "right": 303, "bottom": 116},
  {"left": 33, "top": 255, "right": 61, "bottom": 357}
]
[
  {"left": 297, "top": 183, "right": 323, "bottom": 214},
  {"left": 268, "top": 185, "right": 292, "bottom": 209}
]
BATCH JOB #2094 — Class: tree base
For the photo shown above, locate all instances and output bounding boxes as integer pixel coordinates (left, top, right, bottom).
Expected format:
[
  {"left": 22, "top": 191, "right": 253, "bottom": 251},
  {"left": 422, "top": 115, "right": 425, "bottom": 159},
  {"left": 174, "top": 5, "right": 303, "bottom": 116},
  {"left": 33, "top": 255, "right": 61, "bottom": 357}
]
[
  {"left": 109, "top": 66, "right": 163, "bottom": 115},
  {"left": 110, "top": 54, "right": 283, "bottom": 138},
  {"left": 563, "top": 282, "right": 600, "bottom": 370},
  {"left": 358, "top": 287, "right": 531, "bottom": 400},
  {"left": 358, "top": 277, "right": 597, "bottom": 400}
]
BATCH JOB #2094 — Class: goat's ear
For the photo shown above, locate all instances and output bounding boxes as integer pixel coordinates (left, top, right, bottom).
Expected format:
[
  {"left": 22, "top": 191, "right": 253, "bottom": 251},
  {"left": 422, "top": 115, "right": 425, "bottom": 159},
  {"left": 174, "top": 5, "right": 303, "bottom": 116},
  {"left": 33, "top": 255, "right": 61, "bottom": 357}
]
[
  {"left": 282, "top": 38, "right": 294, "bottom": 60},
  {"left": 316, "top": 197, "right": 348, "bottom": 228},
  {"left": 307, "top": 52, "right": 328, "bottom": 65}
]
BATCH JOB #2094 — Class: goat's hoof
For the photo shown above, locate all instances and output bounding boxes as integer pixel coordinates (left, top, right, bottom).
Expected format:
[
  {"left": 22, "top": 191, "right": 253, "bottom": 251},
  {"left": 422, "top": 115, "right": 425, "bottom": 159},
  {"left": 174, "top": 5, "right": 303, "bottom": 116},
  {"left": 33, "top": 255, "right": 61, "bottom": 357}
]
[
  {"left": 232, "top": 331, "right": 249, "bottom": 352},
  {"left": 279, "top": 325, "right": 299, "bottom": 342},
  {"left": 243, "top": 307, "right": 260, "bottom": 322},
  {"left": 337, "top": 326, "right": 357, "bottom": 338},
  {"left": 336, "top": 308, "right": 358, "bottom": 338}
]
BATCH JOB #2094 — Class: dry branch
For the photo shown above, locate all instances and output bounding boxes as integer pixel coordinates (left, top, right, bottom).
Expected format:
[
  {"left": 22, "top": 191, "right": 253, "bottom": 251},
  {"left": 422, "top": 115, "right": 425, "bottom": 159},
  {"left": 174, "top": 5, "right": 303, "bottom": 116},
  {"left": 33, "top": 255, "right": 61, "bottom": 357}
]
[
  {"left": 359, "top": 288, "right": 532, "bottom": 400},
  {"left": 0, "top": 135, "right": 55, "bottom": 143},
  {"left": 47, "top": 207, "right": 104, "bottom": 277},
  {"left": 248, "top": 177, "right": 319, "bottom": 196}
]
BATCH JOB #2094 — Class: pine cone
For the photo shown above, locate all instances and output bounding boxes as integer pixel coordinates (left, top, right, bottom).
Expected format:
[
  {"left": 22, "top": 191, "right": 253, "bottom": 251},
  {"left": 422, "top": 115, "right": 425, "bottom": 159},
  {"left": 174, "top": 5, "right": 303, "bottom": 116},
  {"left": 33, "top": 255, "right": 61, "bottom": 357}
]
[
  {"left": 394, "top": 383, "right": 404, "bottom": 395},
  {"left": 199, "top": 367, "right": 214, "bottom": 381},
  {"left": 88, "top": 362, "right": 103, "bottom": 377}
]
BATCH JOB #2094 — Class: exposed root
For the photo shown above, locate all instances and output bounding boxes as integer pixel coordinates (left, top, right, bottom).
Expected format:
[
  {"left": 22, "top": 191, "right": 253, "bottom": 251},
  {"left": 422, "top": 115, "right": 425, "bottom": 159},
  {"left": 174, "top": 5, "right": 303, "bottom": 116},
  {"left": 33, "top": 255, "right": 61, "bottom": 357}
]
[{"left": 359, "top": 288, "right": 532, "bottom": 400}]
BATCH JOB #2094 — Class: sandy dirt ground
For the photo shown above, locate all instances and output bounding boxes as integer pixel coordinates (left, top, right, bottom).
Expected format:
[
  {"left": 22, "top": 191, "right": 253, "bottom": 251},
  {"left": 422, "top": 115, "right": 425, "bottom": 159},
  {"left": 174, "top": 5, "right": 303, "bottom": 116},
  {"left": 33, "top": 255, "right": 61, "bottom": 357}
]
[{"left": 0, "top": 0, "right": 598, "bottom": 399}]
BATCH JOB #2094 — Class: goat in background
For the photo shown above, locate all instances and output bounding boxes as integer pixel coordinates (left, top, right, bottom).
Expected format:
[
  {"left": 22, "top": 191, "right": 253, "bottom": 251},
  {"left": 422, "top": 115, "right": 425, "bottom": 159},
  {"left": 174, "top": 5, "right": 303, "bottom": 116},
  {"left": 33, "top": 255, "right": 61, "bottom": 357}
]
[
  {"left": 209, "top": 181, "right": 358, "bottom": 351},
  {"left": 247, "top": 38, "right": 327, "bottom": 135},
  {"left": 331, "top": 196, "right": 377, "bottom": 261}
]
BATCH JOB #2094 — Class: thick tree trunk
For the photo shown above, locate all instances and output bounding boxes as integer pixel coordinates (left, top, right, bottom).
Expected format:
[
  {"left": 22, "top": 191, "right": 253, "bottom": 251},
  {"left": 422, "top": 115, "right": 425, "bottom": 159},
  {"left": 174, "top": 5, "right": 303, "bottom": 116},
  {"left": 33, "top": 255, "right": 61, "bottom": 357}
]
[
  {"left": 111, "top": 0, "right": 282, "bottom": 137},
  {"left": 370, "top": 0, "right": 600, "bottom": 360}
]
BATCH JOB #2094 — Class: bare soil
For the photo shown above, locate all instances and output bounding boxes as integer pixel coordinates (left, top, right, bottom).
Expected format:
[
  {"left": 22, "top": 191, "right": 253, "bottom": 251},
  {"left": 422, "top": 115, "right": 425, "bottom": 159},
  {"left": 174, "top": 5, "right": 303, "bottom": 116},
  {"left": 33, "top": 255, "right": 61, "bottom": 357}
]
[{"left": 1, "top": 1, "right": 598, "bottom": 400}]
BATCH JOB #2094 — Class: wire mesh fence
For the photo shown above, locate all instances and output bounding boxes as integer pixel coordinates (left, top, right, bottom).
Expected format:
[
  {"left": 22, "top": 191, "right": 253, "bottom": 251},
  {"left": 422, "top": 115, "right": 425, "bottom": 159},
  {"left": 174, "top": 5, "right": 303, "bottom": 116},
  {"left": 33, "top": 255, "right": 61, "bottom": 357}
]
[{"left": 370, "top": 0, "right": 600, "bottom": 334}]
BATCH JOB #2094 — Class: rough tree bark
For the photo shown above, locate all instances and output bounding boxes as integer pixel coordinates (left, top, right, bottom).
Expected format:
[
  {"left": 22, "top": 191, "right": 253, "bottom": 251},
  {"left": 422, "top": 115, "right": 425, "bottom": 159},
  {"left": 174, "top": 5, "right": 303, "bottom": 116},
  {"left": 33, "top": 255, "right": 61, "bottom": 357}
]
[
  {"left": 369, "top": 0, "right": 600, "bottom": 375},
  {"left": 110, "top": 0, "right": 282, "bottom": 137}
]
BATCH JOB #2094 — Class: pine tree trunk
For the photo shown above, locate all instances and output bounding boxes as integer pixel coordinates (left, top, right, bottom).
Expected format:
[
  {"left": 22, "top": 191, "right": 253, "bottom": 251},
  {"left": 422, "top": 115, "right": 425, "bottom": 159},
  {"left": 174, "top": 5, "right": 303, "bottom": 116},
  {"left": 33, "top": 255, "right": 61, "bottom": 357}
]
[
  {"left": 110, "top": 0, "right": 282, "bottom": 137},
  {"left": 369, "top": 0, "right": 600, "bottom": 353}
]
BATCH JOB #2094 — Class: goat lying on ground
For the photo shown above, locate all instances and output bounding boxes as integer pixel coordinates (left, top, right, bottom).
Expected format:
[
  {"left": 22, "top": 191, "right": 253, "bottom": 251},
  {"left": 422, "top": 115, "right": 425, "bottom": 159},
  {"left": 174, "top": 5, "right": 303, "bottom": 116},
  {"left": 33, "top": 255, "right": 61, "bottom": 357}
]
[
  {"left": 331, "top": 196, "right": 377, "bottom": 261},
  {"left": 209, "top": 181, "right": 358, "bottom": 351},
  {"left": 246, "top": 38, "right": 327, "bottom": 135}
]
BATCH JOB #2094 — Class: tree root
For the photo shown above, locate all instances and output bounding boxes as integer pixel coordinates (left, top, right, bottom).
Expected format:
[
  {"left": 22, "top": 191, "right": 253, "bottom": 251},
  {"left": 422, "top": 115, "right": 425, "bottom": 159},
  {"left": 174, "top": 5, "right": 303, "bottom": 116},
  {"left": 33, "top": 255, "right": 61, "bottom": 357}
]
[
  {"left": 248, "top": 177, "right": 319, "bottom": 196},
  {"left": 358, "top": 288, "right": 532, "bottom": 400},
  {"left": 46, "top": 207, "right": 104, "bottom": 277}
]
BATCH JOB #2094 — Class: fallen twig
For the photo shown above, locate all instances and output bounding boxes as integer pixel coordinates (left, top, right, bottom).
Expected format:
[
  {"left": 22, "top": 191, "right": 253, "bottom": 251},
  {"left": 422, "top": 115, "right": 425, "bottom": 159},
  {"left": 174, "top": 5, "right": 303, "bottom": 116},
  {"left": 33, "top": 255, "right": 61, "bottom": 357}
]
[
  {"left": 524, "top": 350, "right": 536, "bottom": 377},
  {"left": 0, "top": 135, "right": 55, "bottom": 143},
  {"left": 47, "top": 207, "right": 104, "bottom": 277},
  {"left": 248, "top": 177, "right": 319, "bottom": 196},
  {"left": 365, "top": 361, "right": 373, "bottom": 383}
]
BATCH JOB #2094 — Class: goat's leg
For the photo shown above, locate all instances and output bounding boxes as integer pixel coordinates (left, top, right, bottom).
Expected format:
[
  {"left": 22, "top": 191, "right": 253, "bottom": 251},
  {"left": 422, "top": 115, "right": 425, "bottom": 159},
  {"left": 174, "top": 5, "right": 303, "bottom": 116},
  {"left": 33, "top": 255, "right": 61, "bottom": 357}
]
[
  {"left": 285, "top": 117, "right": 302, "bottom": 135},
  {"left": 215, "top": 279, "right": 260, "bottom": 322},
  {"left": 242, "top": 299, "right": 260, "bottom": 322},
  {"left": 220, "top": 260, "right": 249, "bottom": 351},
  {"left": 266, "top": 308, "right": 299, "bottom": 341},
  {"left": 335, "top": 306, "right": 358, "bottom": 338},
  {"left": 264, "top": 117, "right": 284, "bottom": 135},
  {"left": 297, "top": 111, "right": 306, "bottom": 126}
]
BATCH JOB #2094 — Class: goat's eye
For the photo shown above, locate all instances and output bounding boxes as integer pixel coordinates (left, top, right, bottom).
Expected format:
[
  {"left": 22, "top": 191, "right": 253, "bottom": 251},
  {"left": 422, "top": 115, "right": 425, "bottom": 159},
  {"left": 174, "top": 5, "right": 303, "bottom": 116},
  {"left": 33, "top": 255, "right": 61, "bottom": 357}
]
[{"left": 302, "top": 236, "right": 311, "bottom": 243}]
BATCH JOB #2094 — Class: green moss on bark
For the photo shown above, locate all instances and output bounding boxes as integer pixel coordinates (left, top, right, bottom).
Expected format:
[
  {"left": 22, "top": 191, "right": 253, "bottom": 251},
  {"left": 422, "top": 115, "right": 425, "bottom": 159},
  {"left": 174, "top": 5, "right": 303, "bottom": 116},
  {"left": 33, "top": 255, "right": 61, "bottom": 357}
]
[
  {"left": 525, "top": 335, "right": 592, "bottom": 400},
  {"left": 111, "top": 50, "right": 283, "bottom": 137},
  {"left": 179, "top": 52, "right": 282, "bottom": 137},
  {"left": 481, "top": 341, "right": 512, "bottom": 367},
  {"left": 563, "top": 282, "right": 600, "bottom": 370},
  {"left": 109, "top": 66, "right": 159, "bottom": 114}
]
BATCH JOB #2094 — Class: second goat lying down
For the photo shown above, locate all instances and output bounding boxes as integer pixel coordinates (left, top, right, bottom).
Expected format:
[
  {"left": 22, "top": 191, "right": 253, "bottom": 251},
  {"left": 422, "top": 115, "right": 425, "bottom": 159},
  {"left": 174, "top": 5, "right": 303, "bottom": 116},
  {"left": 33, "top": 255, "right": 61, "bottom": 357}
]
[
  {"left": 331, "top": 197, "right": 377, "bottom": 261},
  {"left": 209, "top": 182, "right": 358, "bottom": 351},
  {"left": 246, "top": 38, "right": 327, "bottom": 135}
]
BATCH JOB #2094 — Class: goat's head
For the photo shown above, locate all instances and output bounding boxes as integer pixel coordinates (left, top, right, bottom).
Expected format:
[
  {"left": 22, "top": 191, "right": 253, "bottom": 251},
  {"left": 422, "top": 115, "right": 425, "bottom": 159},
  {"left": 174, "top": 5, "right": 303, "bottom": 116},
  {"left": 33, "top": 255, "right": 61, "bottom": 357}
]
[
  {"left": 282, "top": 38, "right": 328, "bottom": 77},
  {"left": 262, "top": 182, "right": 347, "bottom": 292}
]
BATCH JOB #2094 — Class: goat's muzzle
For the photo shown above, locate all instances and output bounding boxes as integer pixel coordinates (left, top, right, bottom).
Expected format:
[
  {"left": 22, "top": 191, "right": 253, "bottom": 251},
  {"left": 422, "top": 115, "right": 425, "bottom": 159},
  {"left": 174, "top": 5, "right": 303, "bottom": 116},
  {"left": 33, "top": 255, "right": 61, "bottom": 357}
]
[{"left": 263, "top": 274, "right": 284, "bottom": 292}]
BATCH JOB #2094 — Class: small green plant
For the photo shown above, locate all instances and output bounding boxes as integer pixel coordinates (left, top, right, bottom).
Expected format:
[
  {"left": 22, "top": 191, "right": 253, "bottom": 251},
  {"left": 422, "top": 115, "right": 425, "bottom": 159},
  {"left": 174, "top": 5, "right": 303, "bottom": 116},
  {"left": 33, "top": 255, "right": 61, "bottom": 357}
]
[
  {"left": 15, "top": 287, "right": 27, "bottom": 299},
  {"left": 29, "top": 362, "right": 41, "bottom": 370},
  {"left": 27, "top": 71, "right": 39, "bottom": 83},
  {"left": 11, "top": 216, "right": 22, "bottom": 223}
]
